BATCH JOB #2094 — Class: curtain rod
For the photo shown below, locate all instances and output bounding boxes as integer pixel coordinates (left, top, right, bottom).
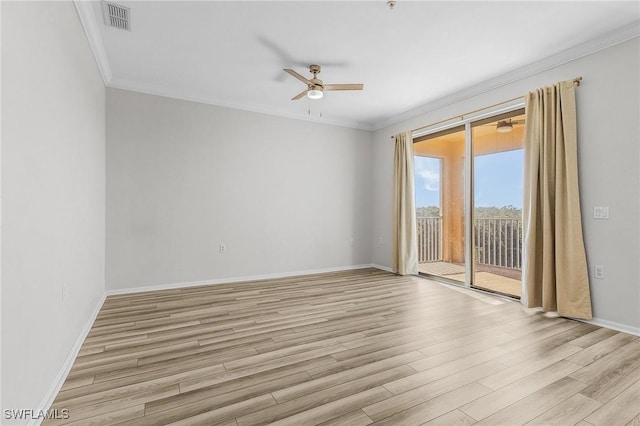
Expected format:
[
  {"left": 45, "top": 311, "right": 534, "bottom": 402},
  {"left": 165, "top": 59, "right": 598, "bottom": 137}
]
[{"left": 390, "top": 76, "right": 583, "bottom": 139}]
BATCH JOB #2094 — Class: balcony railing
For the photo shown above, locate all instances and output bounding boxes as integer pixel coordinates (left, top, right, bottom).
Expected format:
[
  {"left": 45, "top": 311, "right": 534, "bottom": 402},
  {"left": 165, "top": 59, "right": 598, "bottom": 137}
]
[
  {"left": 474, "top": 218, "right": 522, "bottom": 270},
  {"left": 416, "top": 216, "right": 523, "bottom": 270},
  {"left": 416, "top": 217, "right": 442, "bottom": 262}
]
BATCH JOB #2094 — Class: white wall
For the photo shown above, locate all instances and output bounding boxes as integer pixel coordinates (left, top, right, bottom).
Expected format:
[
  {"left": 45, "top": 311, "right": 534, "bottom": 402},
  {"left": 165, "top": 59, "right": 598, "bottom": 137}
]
[
  {"left": 372, "top": 38, "right": 640, "bottom": 332},
  {"left": 1, "top": 1, "right": 105, "bottom": 421},
  {"left": 106, "top": 89, "right": 372, "bottom": 290},
  {"left": 1, "top": 4, "right": 636, "bottom": 420}
]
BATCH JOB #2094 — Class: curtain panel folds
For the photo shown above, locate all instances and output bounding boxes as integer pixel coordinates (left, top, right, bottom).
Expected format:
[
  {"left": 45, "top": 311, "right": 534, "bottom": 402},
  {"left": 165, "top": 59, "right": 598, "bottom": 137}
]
[
  {"left": 392, "top": 131, "right": 418, "bottom": 275},
  {"left": 523, "top": 80, "right": 593, "bottom": 319}
]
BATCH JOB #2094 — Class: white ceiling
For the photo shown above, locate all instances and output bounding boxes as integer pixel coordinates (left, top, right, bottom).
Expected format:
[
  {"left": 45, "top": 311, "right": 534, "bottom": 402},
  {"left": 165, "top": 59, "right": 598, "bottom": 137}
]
[{"left": 78, "top": 1, "right": 640, "bottom": 130}]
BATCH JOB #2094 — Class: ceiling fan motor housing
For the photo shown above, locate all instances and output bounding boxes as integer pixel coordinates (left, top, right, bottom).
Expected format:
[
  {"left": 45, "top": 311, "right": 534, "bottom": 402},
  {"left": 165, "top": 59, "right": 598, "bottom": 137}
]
[{"left": 309, "top": 65, "right": 323, "bottom": 89}]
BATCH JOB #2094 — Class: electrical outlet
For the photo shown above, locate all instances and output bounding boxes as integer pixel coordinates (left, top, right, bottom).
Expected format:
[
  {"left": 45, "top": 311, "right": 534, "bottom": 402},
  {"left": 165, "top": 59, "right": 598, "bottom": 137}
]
[
  {"left": 219, "top": 243, "right": 226, "bottom": 253},
  {"left": 378, "top": 237, "right": 384, "bottom": 245},
  {"left": 594, "top": 265, "right": 604, "bottom": 279}
]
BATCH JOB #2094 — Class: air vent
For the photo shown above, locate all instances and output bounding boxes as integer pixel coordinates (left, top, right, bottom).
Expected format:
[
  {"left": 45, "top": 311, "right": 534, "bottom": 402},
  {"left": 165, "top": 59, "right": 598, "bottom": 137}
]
[{"left": 102, "top": 1, "right": 130, "bottom": 31}]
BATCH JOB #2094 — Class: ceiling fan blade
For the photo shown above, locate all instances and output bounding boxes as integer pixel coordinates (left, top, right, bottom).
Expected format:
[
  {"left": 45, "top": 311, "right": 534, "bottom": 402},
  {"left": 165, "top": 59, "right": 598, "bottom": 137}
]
[
  {"left": 291, "top": 90, "right": 309, "bottom": 100},
  {"left": 481, "top": 119, "right": 525, "bottom": 127},
  {"left": 284, "top": 69, "right": 312, "bottom": 85},
  {"left": 323, "top": 83, "right": 364, "bottom": 91}
]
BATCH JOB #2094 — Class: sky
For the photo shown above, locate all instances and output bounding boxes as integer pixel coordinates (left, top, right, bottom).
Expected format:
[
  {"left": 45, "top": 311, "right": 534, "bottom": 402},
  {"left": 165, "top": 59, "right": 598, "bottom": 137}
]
[
  {"left": 414, "top": 156, "right": 441, "bottom": 207},
  {"left": 414, "top": 149, "right": 524, "bottom": 209}
]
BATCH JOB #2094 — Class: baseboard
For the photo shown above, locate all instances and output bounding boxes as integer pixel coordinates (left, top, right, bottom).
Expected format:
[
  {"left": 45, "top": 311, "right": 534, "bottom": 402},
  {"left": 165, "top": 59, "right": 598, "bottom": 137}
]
[
  {"left": 28, "top": 264, "right": 386, "bottom": 425},
  {"left": 370, "top": 263, "right": 394, "bottom": 273},
  {"left": 418, "top": 274, "right": 640, "bottom": 337},
  {"left": 28, "top": 294, "right": 107, "bottom": 426},
  {"left": 581, "top": 317, "right": 640, "bottom": 337},
  {"left": 27, "top": 263, "right": 638, "bottom": 426},
  {"left": 106, "top": 264, "right": 385, "bottom": 296}
]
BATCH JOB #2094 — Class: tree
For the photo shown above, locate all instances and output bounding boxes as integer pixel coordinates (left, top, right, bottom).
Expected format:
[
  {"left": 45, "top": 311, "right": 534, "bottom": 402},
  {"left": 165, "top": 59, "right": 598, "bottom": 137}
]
[{"left": 416, "top": 206, "right": 440, "bottom": 217}]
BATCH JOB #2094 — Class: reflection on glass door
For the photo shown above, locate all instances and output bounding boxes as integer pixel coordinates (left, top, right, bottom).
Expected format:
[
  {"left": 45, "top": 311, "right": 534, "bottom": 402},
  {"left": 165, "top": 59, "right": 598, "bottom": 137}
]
[
  {"left": 471, "top": 113, "right": 525, "bottom": 297},
  {"left": 414, "top": 126, "right": 466, "bottom": 283}
]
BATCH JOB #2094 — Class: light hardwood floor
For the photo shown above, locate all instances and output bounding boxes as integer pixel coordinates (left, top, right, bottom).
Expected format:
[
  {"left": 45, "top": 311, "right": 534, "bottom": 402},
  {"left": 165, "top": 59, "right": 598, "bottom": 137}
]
[{"left": 45, "top": 268, "right": 640, "bottom": 425}]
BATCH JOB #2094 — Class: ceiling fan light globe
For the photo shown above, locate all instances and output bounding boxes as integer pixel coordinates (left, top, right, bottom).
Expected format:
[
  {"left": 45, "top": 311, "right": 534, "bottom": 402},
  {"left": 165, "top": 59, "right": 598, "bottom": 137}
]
[
  {"left": 496, "top": 122, "right": 513, "bottom": 133},
  {"left": 308, "top": 89, "right": 323, "bottom": 99}
]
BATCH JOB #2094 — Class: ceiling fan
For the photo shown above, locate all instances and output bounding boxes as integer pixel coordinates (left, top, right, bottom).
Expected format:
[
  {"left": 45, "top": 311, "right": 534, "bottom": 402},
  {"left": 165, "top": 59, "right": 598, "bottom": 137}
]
[
  {"left": 283, "top": 65, "right": 363, "bottom": 100},
  {"left": 483, "top": 119, "right": 525, "bottom": 133}
]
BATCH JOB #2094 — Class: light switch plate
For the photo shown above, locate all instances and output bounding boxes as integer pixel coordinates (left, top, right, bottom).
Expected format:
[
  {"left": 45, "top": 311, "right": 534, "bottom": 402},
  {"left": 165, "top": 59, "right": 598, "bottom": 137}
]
[
  {"left": 594, "top": 265, "right": 604, "bottom": 279},
  {"left": 593, "top": 206, "right": 609, "bottom": 219}
]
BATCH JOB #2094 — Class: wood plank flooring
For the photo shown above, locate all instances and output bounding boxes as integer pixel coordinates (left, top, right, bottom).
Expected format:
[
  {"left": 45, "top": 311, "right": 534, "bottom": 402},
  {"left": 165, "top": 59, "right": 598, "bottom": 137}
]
[{"left": 44, "top": 268, "right": 640, "bottom": 425}]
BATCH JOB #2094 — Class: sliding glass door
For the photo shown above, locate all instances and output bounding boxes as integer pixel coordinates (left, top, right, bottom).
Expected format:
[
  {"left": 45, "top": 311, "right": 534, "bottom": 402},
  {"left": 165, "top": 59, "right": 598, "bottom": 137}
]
[
  {"left": 471, "top": 112, "right": 525, "bottom": 297},
  {"left": 414, "top": 126, "right": 467, "bottom": 283},
  {"left": 414, "top": 108, "right": 525, "bottom": 298}
]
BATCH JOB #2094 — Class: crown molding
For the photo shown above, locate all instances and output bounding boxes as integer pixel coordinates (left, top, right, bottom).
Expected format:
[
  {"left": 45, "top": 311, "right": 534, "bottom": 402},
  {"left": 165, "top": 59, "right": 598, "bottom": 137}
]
[
  {"left": 371, "top": 21, "right": 640, "bottom": 131},
  {"left": 108, "top": 76, "right": 373, "bottom": 130},
  {"left": 73, "top": 0, "right": 112, "bottom": 85},
  {"left": 72, "top": 0, "right": 368, "bottom": 128},
  {"left": 72, "top": 1, "right": 637, "bottom": 132}
]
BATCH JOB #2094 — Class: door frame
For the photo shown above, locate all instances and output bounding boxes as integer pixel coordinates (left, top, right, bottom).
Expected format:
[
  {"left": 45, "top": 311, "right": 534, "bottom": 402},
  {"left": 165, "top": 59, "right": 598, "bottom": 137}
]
[{"left": 413, "top": 100, "right": 525, "bottom": 292}]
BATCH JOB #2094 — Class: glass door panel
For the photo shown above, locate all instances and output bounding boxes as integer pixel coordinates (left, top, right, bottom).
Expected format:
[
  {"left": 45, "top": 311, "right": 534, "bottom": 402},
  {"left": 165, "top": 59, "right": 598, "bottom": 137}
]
[
  {"left": 414, "top": 126, "right": 466, "bottom": 283},
  {"left": 471, "top": 112, "right": 525, "bottom": 297}
]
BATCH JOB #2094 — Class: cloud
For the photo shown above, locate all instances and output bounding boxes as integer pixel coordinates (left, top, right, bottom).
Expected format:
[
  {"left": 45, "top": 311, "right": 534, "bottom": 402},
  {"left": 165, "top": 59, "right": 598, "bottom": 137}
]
[
  {"left": 415, "top": 157, "right": 440, "bottom": 192},
  {"left": 417, "top": 168, "right": 440, "bottom": 191}
]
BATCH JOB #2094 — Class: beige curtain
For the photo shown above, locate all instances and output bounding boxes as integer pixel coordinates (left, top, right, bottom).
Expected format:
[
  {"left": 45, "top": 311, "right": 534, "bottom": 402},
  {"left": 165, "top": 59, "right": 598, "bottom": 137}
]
[
  {"left": 523, "top": 80, "right": 592, "bottom": 319},
  {"left": 392, "top": 131, "right": 418, "bottom": 275}
]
